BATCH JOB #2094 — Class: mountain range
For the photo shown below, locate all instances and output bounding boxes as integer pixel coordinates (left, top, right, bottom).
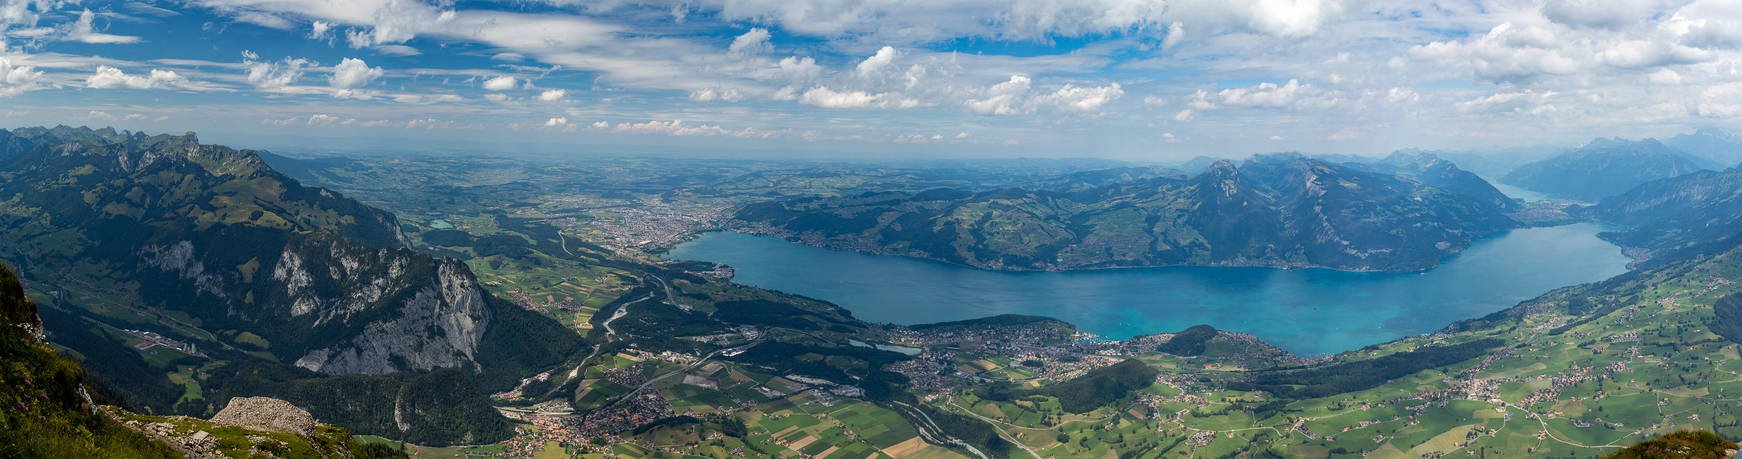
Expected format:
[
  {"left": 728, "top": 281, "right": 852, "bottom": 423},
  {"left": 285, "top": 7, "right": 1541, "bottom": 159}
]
[
  {"left": 1502, "top": 138, "right": 1714, "bottom": 202},
  {"left": 0, "top": 126, "right": 577, "bottom": 445},
  {"left": 1584, "top": 166, "right": 1742, "bottom": 259},
  {"left": 732, "top": 154, "right": 1521, "bottom": 272}
]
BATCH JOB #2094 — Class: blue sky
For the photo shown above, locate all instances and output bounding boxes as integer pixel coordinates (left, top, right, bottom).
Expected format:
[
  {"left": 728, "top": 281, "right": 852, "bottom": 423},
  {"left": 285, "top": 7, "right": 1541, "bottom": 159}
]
[{"left": 1, "top": 0, "right": 1740, "bottom": 160}]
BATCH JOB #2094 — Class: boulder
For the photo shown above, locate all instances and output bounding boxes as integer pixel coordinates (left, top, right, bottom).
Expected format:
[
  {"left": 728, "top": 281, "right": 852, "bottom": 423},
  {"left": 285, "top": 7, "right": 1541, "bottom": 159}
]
[{"left": 209, "top": 397, "right": 317, "bottom": 437}]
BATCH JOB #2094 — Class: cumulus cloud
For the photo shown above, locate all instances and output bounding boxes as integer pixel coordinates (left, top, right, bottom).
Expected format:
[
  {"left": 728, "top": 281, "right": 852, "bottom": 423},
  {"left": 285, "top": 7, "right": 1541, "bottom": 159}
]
[
  {"left": 85, "top": 66, "right": 188, "bottom": 89},
  {"left": 329, "top": 57, "right": 382, "bottom": 89},
  {"left": 244, "top": 52, "right": 312, "bottom": 88},
  {"left": 538, "top": 89, "right": 566, "bottom": 101},
  {"left": 964, "top": 75, "right": 1122, "bottom": 115},
  {"left": 0, "top": 57, "right": 46, "bottom": 97},
  {"left": 1042, "top": 83, "right": 1122, "bottom": 112},
  {"left": 1698, "top": 82, "right": 1742, "bottom": 118},
  {"left": 307, "top": 113, "right": 342, "bottom": 125},
  {"left": 543, "top": 116, "right": 567, "bottom": 127},
  {"left": 1647, "top": 68, "right": 1682, "bottom": 85},
  {"left": 310, "top": 20, "right": 333, "bottom": 40},
  {"left": 800, "top": 86, "right": 920, "bottom": 109},
  {"left": 727, "top": 27, "right": 771, "bottom": 56},
  {"left": 856, "top": 46, "right": 898, "bottom": 77},
  {"left": 1188, "top": 79, "right": 1319, "bottom": 111},
  {"left": 1598, "top": 40, "right": 1709, "bottom": 68},
  {"left": 964, "top": 75, "right": 1032, "bottom": 115},
  {"left": 482, "top": 75, "right": 517, "bottom": 90},
  {"left": 1409, "top": 22, "right": 1580, "bottom": 83}
]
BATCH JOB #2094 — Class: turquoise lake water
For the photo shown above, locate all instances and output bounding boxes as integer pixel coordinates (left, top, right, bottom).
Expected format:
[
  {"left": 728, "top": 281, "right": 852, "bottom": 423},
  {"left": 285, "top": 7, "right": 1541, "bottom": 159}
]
[{"left": 664, "top": 223, "right": 1630, "bottom": 356}]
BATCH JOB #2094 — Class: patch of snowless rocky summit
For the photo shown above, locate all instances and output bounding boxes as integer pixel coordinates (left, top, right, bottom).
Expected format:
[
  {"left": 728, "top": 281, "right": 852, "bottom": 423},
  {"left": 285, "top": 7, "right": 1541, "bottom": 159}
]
[{"left": 209, "top": 396, "right": 317, "bottom": 438}]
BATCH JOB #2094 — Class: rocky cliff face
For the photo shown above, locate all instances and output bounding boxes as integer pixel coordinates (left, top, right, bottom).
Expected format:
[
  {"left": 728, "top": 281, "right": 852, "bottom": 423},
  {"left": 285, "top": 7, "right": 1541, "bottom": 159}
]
[
  {"left": 0, "top": 126, "right": 560, "bottom": 378},
  {"left": 292, "top": 259, "right": 489, "bottom": 374}
]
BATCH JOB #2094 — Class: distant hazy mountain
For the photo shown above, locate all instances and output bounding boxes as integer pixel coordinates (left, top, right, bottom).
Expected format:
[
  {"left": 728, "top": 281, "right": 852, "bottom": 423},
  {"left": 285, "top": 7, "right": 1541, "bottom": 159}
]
[
  {"left": 1501, "top": 138, "right": 1711, "bottom": 202},
  {"left": 1662, "top": 128, "right": 1742, "bottom": 169},
  {"left": 1343, "top": 151, "right": 1520, "bottom": 211},
  {"left": 1025, "top": 165, "right": 1184, "bottom": 192},
  {"left": 1585, "top": 167, "right": 1742, "bottom": 256},
  {"left": 1427, "top": 146, "right": 1563, "bottom": 180},
  {"left": 732, "top": 156, "right": 1519, "bottom": 272},
  {"left": 0, "top": 126, "right": 574, "bottom": 444}
]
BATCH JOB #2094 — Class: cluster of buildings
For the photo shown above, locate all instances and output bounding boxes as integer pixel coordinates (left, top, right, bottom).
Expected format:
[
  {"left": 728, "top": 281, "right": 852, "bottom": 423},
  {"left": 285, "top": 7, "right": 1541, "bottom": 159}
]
[{"left": 123, "top": 328, "right": 206, "bottom": 357}]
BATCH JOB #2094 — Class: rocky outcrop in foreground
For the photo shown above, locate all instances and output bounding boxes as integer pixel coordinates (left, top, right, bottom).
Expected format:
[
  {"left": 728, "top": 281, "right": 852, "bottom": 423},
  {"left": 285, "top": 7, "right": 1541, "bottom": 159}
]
[
  {"left": 110, "top": 396, "right": 403, "bottom": 458},
  {"left": 210, "top": 396, "right": 318, "bottom": 438}
]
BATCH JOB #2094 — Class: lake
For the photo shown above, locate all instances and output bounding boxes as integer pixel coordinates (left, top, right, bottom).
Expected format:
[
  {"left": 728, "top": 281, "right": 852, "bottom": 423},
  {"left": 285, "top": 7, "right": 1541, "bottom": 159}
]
[{"left": 664, "top": 223, "right": 1630, "bottom": 356}]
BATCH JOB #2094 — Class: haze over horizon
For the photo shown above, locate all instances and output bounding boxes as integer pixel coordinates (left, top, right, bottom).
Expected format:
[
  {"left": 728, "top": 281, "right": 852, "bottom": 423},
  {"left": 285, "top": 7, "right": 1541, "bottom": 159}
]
[{"left": 2, "top": 0, "right": 1740, "bottom": 160}]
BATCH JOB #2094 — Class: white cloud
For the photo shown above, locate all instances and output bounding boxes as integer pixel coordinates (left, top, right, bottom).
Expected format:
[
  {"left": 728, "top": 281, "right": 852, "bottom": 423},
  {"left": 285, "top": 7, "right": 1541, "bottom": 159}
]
[
  {"left": 244, "top": 53, "right": 312, "bottom": 88},
  {"left": 1173, "top": 109, "right": 1194, "bottom": 121},
  {"left": 543, "top": 116, "right": 567, "bottom": 127},
  {"left": 1409, "top": 22, "right": 1581, "bottom": 83},
  {"left": 689, "top": 88, "right": 743, "bottom": 102},
  {"left": 964, "top": 75, "right": 1031, "bottom": 115},
  {"left": 1161, "top": 21, "right": 1184, "bottom": 49},
  {"left": 1041, "top": 83, "right": 1122, "bottom": 112},
  {"left": 0, "top": 57, "right": 46, "bottom": 97},
  {"left": 329, "top": 57, "right": 382, "bottom": 89},
  {"left": 538, "top": 89, "right": 566, "bottom": 101},
  {"left": 310, "top": 20, "right": 333, "bottom": 39},
  {"left": 1598, "top": 40, "right": 1709, "bottom": 69},
  {"left": 964, "top": 75, "right": 1122, "bottom": 115},
  {"left": 727, "top": 27, "right": 771, "bottom": 56},
  {"left": 377, "top": 44, "right": 421, "bottom": 56},
  {"left": 482, "top": 75, "right": 518, "bottom": 90},
  {"left": 308, "top": 113, "right": 341, "bottom": 125},
  {"left": 1647, "top": 68, "right": 1682, "bottom": 85},
  {"left": 1385, "top": 87, "right": 1419, "bottom": 104},
  {"left": 697, "top": 0, "right": 1343, "bottom": 43},
  {"left": 62, "top": 9, "right": 143, "bottom": 44},
  {"left": 856, "top": 46, "right": 898, "bottom": 77},
  {"left": 800, "top": 86, "right": 921, "bottom": 109},
  {"left": 85, "top": 66, "right": 188, "bottom": 89},
  {"left": 1698, "top": 82, "right": 1742, "bottom": 118},
  {"left": 1195, "top": 79, "right": 1313, "bottom": 109},
  {"left": 392, "top": 93, "right": 464, "bottom": 104},
  {"left": 776, "top": 56, "right": 821, "bottom": 82},
  {"left": 262, "top": 116, "right": 299, "bottom": 126},
  {"left": 597, "top": 119, "right": 764, "bottom": 137},
  {"left": 1454, "top": 90, "right": 1558, "bottom": 115},
  {"left": 1542, "top": 0, "right": 1649, "bottom": 30}
]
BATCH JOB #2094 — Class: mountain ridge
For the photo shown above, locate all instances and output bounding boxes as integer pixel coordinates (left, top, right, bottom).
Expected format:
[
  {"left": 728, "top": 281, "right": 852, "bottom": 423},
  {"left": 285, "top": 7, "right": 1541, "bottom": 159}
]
[
  {"left": 731, "top": 156, "right": 1521, "bottom": 272},
  {"left": 0, "top": 126, "right": 576, "bottom": 445}
]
